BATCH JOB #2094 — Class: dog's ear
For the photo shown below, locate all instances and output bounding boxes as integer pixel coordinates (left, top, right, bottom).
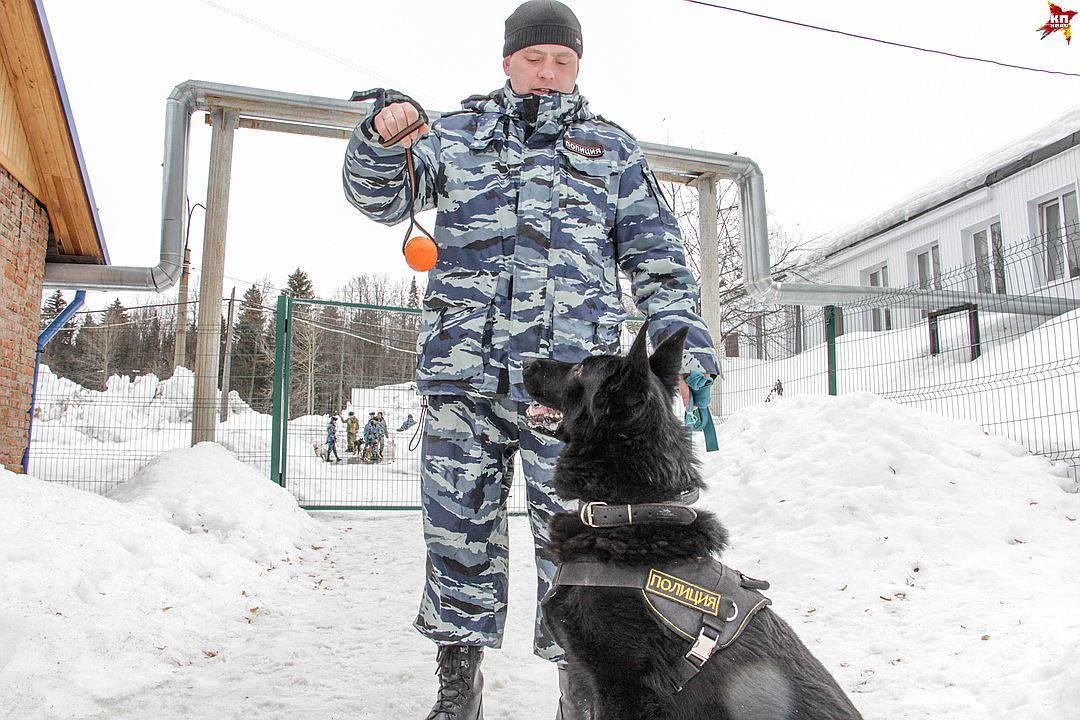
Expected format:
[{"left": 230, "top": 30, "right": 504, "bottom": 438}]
[
  {"left": 649, "top": 327, "right": 688, "bottom": 393},
  {"left": 626, "top": 322, "right": 651, "bottom": 379}
]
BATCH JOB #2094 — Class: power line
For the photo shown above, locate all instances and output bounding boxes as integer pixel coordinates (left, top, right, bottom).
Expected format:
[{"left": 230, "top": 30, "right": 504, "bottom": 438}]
[
  {"left": 681, "top": 1, "right": 1080, "bottom": 79},
  {"left": 196, "top": 0, "right": 454, "bottom": 110}
]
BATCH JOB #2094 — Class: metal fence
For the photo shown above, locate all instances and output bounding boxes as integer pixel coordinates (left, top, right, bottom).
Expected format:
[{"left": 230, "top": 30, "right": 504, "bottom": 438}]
[
  {"left": 28, "top": 296, "right": 278, "bottom": 495},
  {"left": 269, "top": 296, "right": 426, "bottom": 510},
  {"left": 28, "top": 236, "right": 1080, "bottom": 499},
  {"left": 721, "top": 236, "right": 1080, "bottom": 481}
]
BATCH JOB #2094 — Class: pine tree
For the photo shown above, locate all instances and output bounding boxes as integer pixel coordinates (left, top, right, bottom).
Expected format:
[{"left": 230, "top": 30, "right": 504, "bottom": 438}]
[
  {"left": 232, "top": 284, "right": 272, "bottom": 407},
  {"left": 285, "top": 269, "right": 318, "bottom": 417}
]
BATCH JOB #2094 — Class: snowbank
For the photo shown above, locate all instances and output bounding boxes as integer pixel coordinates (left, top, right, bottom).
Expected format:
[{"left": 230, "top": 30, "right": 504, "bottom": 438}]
[
  {"left": 107, "top": 442, "right": 317, "bottom": 563},
  {"left": 702, "top": 392, "right": 1080, "bottom": 718},
  {"left": 0, "top": 444, "right": 316, "bottom": 716}
]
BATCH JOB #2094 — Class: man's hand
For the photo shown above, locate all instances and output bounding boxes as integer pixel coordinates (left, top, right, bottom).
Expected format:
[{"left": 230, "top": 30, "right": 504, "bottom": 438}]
[
  {"left": 373, "top": 102, "right": 429, "bottom": 148},
  {"left": 678, "top": 377, "right": 691, "bottom": 409}
]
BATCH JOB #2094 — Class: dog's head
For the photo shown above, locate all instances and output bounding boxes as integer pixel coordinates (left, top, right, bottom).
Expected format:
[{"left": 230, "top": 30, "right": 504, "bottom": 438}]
[{"left": 523, "top": 324, "right": 697, "bottom": 502}]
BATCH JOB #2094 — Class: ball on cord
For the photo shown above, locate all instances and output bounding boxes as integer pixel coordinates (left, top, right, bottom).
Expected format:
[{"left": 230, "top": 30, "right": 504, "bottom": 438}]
[{"left": 404, "top": 235, "right": 438, "bottom": 272}]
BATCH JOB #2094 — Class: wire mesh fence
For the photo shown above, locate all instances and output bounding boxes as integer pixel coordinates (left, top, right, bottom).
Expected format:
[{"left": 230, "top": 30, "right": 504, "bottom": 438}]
[
  {"left": 275, "top": 298, "right": 427, "bottom": 509},
  {"left": 28, "top": 228, "right": 1080, "bottom": 501},
  {"left": 721, "top": 234, "right": 1080, "bottom": 480}
]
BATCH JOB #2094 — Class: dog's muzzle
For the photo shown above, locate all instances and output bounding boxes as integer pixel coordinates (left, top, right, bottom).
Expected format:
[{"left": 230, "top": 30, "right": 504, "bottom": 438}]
[{"left": 525, "top": 402, "right": 563, "bottom": 435}]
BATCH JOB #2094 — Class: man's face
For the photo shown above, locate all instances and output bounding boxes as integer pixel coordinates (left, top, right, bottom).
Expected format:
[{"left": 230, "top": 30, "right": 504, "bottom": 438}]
[{"left": 502, "top": 44, "right": 579, "bottom": 95}]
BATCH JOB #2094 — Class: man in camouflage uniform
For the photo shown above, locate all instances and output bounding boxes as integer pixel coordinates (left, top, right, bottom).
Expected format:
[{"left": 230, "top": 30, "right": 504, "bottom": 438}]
[{"left": 342, "top": 2, "right": 718, "bottom": 717}]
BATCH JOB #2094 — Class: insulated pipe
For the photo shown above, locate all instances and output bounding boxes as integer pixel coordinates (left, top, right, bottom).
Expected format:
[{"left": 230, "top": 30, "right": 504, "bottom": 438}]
[
  {"left": 42, "top": 83, "right": 197, "bottom": 292},
  {"left": 736, "top": 157, "right": 1080, "bottom": 317}
]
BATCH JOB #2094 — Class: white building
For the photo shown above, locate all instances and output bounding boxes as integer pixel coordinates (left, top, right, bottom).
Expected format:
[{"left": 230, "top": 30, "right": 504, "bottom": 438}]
[{"left": 809, "top": 106, "right": 1080, "bottom": 334}]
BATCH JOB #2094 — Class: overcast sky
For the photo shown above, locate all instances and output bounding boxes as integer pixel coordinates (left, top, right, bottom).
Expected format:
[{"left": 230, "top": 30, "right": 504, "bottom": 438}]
[{"left": 39, "top": 0, "right": 1080, "bottom": 306}]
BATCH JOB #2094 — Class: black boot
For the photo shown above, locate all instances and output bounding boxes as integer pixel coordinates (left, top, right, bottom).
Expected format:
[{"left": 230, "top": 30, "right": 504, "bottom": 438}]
[
  {"left": 555, "top": 663, "right": 592, "bottom": 720},
  {"left": 425, "top": 646, "right": 484, "bottom": 720}
]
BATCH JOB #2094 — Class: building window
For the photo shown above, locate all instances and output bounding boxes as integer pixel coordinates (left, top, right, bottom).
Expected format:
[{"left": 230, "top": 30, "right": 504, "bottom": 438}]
[
  {"left": 867, "top": 265, "right": 892, "bottom": 331},
  {"left": 916, "top": 245, "right": 942, "bottom": 289},
  {"left": 973, "top": 221, "right": 1006, "bottom": 294},
  {"left": 724, "top": 332, "right": 739, "bottom": 358},
  {"left": 1039, "top": 191, "right": 1079, "bottom": 282}
]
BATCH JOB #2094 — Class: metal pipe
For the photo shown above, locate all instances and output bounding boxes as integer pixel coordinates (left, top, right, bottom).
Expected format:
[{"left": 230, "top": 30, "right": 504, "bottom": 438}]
[
  {"left": 23, "top": 290, "right": 86, "bottom": 472},
  {"left": 42, "top": 82, "right": 198, "bottom": 292},
  {"left": 735, "top": 155, "right": 1080, "bottom": 317}
]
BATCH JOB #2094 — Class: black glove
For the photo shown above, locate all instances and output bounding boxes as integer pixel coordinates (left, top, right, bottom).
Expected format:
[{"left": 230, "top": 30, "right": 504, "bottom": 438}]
[{"left": 349, "top": 88, "right": 428, "bottom": 147}]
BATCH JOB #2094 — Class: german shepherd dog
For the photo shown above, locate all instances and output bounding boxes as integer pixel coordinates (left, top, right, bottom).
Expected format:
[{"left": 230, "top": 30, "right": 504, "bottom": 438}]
[{"left": 522, "top": 325, "right": 863, "bottom": 720}]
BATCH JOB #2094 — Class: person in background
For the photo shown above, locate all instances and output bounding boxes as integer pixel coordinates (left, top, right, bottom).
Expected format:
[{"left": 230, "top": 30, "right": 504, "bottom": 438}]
[
  {"left": 397, "top": 413, "right": 417, "bottom": 433},
  {"left": 325, "top": 416, "right": 342, "bottom": 463},
  {"left": 346, "top": 411, "right": 361, "bottom": 454},
  {"left": 363, "top": 412, "right": 383, "bottom": 462}
]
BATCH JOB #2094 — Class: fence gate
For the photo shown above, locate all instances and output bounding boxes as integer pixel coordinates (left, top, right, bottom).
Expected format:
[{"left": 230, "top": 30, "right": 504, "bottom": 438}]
[{"left": 269, "top": 295, "right": 430, "bottom": 510}]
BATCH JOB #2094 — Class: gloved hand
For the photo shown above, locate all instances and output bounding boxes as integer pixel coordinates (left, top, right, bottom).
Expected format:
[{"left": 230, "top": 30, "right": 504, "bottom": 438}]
[
  {"left": 350, "top": 88, "right": 429, "bottom": 148},
  {"left": 683, "top": 371, "right": 718, "bottom": 452}
]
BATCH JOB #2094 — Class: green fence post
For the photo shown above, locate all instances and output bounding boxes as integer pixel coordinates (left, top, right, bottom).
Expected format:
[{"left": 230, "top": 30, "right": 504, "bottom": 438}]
[
  {"left": 269, "top": 294, "right": 289, "bottom": 486},
  {"left": 825, "top": 305, "right": 838, "bottom": 396},
  {"left": 280, "top": 296, "right": 293, "bottom": 480}
]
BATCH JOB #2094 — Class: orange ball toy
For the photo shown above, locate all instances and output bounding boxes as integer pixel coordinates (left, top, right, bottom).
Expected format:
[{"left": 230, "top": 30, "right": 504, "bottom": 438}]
[{"left": 404, "top": 235, "right": 438, "bottom": 272}]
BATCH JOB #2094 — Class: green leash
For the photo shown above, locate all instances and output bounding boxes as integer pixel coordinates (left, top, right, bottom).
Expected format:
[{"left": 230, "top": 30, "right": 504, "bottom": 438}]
[{"left": 684, "top": 371, "right": 718, "bottom": 452}]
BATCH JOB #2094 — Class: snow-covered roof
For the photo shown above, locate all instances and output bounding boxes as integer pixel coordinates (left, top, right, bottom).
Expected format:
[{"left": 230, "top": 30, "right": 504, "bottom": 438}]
[{"left": 815, "top": 104, "right": 1080, "bottom": 261}]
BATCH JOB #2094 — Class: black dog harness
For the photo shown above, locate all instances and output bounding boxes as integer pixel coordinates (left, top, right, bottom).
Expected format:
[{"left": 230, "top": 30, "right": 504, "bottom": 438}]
[{"left": 551, "top": 558, "right": 772, "bottom": 694}]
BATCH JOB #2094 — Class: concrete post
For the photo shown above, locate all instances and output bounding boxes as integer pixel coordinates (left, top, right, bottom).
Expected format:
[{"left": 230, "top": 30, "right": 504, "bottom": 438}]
[
  {"left": 695, "top": 173, "right": 721, "bottom": 415},
  {"left": 192, "top": 106, "right": 238, "bottom": 445}
]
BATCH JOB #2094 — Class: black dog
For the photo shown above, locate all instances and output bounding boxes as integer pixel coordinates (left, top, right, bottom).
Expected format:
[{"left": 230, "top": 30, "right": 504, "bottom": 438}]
[{"left": 523, "top": 324, "right": 863, "bottom": 720}]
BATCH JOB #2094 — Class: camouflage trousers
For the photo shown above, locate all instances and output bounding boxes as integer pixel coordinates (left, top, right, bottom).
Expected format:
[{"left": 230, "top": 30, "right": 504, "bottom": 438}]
[{"left": 414, "top": 394, "right": 574, "bottom": 661}]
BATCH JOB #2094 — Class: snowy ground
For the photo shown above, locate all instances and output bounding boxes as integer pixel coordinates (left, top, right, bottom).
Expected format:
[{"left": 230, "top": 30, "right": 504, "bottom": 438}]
[{"left": 4, "top": 393, "right": 1080, "bottom": 719}]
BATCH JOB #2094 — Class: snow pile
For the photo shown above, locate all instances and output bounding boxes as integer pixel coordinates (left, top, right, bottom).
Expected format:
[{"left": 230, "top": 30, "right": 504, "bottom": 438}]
[
  {"left": 34, "top": 365, "right": 252, "bottom": 444},
  {"left": 702, "top": 392, "right": 1080, "bottom": 718},
  {"left": 108, "top": 442, "right": 317, "bottom": 564},
  {"left": 0, "top": 444, "right": 315, "bottom": 716}
]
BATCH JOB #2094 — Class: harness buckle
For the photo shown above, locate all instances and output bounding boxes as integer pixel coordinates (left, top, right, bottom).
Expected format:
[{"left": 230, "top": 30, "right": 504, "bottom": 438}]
[
  {"left": 686, "top": 626, "right": 720, "bottom": 667},
  {"left": 579, "top": 501, "right": 607, "bottom": 528}
]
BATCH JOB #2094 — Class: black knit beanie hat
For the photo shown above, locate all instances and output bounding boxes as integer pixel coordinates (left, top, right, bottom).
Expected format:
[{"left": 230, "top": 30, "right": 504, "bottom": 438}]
[{"left": 503, "top": 0, "right": 583, "bottom": 58}]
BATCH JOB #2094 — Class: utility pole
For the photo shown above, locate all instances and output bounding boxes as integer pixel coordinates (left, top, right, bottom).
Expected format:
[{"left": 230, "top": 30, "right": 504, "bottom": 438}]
[
  {"left": 174, "top": 202, "right": 204, "bottom": 371},
  {"left": 219, "top": 286, "right": 237, "bottom": 422},
  {"left": 172, "top": 245, "right": 192, "bottom": 370}
]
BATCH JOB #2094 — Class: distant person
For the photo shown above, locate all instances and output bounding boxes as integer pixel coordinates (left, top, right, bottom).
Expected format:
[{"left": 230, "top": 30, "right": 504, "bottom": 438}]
[
  {"left": 325, "top": 416, "right": 342, "bottom": 462},
  {"left": 363, "top": 412, "right": 382, "bottom": 462},
  {"left": 346, "top": 411, "right": 360, "bottom": 453},
  {"left": 397, "top": 413, "right": 417, "bottom": 433}
]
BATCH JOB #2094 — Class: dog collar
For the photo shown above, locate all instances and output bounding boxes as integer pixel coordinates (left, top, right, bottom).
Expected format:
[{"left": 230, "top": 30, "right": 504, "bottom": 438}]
[{"left": 579, "top": 489, "right": 700, "bottom": 528}]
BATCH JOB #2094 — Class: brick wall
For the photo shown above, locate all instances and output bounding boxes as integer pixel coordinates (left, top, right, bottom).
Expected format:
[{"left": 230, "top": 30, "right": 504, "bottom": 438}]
[{"left": 0, "top": 164, "right": 49, "bottom": 473}]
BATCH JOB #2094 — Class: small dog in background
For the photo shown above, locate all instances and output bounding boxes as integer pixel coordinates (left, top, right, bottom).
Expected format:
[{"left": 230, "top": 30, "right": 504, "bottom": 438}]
[{"left": 523, "top": 324, "right": 863, "bottom": 720}]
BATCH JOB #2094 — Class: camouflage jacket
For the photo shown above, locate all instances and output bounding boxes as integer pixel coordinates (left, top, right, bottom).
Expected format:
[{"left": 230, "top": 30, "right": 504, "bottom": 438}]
[{"left": 343, "top": 83, "right": 719, "bottom": 401}]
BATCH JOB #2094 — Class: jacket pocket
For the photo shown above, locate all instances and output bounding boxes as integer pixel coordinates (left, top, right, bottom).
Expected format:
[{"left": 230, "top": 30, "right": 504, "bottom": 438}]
[
  {"left": 557, "top": 149, "right": 618, "bottom": 237},
  {"left": 416, "top": 271, "right": 498, "bottom": 382},
  {"left": 551, "top": 277, "right": 626, "bottom": 362}
]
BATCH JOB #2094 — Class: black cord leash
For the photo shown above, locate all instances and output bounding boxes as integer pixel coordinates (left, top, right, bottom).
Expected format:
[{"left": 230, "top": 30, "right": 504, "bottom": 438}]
[{"left": 349, "top": 87, "right": 436, "bottom": 260}]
